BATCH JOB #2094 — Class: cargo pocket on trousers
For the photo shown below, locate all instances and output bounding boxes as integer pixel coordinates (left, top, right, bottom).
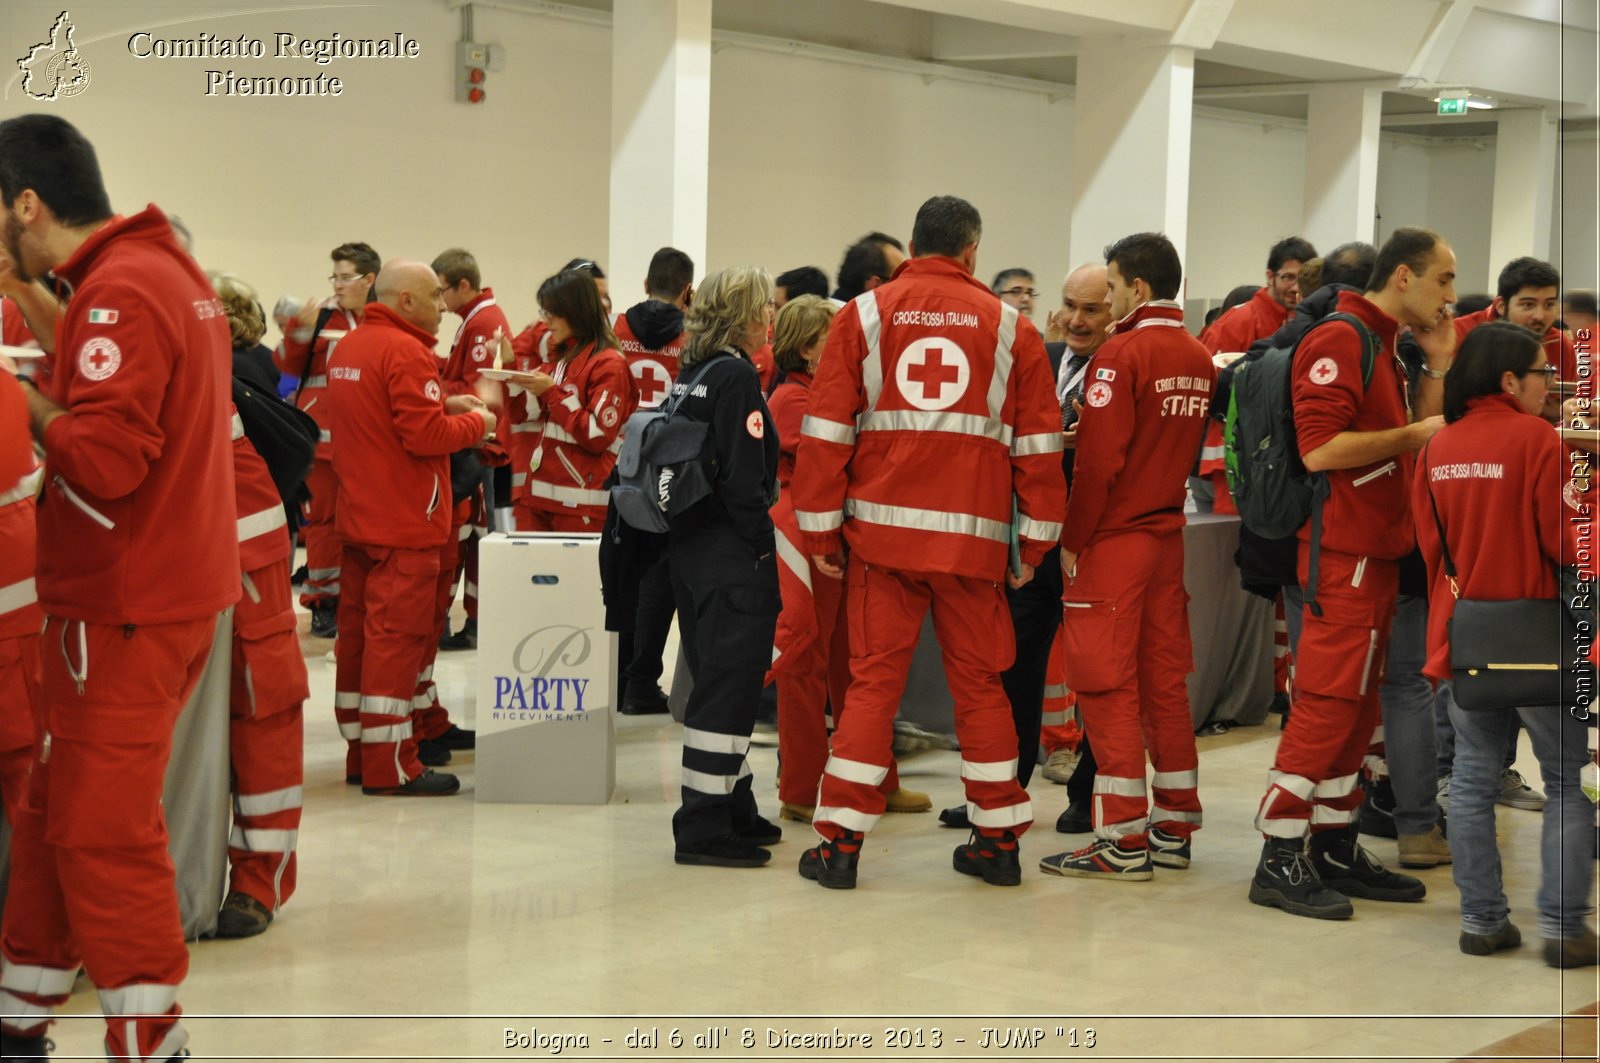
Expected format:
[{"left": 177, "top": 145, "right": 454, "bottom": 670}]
[
  {"left": 1293, "top": 621, "right": 1381, "bottom": 701},
  {"left": 234, "top": 620, "right": 311, "bottom": 719},
  {"left": 382, "top": 550, "right": 443, "bottom": 638},
  {"left": 1060, "top": 597, "right": 1124, "bottom": 693}
]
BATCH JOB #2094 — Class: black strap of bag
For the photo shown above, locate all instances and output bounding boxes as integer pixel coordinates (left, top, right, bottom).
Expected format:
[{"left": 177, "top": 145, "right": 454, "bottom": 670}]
[
  {"left": 1419, "top": 442, "right": 1461, "bottom": 598},
  {"left": 291, "top": 307, "right": 336, "bottom": 407}
]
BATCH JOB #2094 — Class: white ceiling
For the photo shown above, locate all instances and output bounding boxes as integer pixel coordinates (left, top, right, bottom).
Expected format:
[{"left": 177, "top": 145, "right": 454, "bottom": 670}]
[{"left": 694, "top": 0, "right": 1599, "bottom": 136}]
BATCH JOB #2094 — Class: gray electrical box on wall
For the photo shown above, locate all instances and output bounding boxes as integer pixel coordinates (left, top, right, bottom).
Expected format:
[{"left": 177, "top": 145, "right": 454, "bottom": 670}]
[{"left": 456, "top": 40, "right": 487, "bottom": 104}]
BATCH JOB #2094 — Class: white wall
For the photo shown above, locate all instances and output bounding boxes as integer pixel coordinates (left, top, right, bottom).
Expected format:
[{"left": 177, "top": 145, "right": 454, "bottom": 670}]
[
  {"left": 1552, "top": 130, "right": 1600, "bottom": 293},
  {"left": 4, "top": 0, "right": 1591, "bottom": 338},
  {"left": 1185, "top": 116, "right": 1307, "bottom": 300},
  {"left": 705, "top": 44, "right": 1074, "bottom": 309}
]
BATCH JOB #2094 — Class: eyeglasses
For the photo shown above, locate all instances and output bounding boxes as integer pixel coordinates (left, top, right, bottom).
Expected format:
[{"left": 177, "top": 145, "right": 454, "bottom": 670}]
[
  {"left": 1000, "top": 287, "right": 1040, "bottom": 299},
  {"left": 329, "top": 273, "right": 365, "bottom": 286},
  {"left": 1519, "top": 365, "right": 1559, "bottom": 380}
]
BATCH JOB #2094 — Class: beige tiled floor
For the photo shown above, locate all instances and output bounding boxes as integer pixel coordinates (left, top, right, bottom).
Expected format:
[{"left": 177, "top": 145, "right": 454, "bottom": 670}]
[{"left": 38, "top": 608, "right": 1600, "bottom": 1062}]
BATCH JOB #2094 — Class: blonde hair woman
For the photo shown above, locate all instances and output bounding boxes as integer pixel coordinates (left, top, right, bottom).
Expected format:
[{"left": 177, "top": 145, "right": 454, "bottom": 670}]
[
  {"left": 665, "top": 266, "right": 785, "bottom": 868},
  {"left": 211, "top": 271, "right": 279, "bottom": 394}
]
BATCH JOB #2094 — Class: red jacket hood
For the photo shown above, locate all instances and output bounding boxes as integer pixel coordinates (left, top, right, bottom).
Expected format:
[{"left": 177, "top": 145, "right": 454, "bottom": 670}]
[{"left": 361, "top": 301, "right": 441, "bottom": 347}]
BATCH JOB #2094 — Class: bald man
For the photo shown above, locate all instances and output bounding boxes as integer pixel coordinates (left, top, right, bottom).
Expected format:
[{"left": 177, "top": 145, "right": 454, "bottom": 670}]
[
  {"left": 326, "top": 260, "right": 495, "bottom": 795},
  {"left": 941, "top": 263, "right": 1109, "bottom": 833}
]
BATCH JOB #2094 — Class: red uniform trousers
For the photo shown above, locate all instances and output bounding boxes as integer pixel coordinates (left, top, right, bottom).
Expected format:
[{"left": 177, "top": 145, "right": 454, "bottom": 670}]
[
  {"left": 774, "top": 565, "right": 900, "bottom": 806},
  {"left": 1038, "top": 623, "right": 1080, "bottom": 754},
  {"left": 514, "top": 505, "right": 594, "bottom": 533},
  {"left": 1060, "top": 529, "right": 1202, "bottom": 845},
  {"left": 298, "top": 457, "right": 341, "bottom": 608},
  {"left": 0, "top": 615, "right": 214, "bottom": 1061},
  {"left": 228, "top": 559, "right": 307, "bottom": 913},
  {"left": 412, "top": 501, "right": 471, "bottom": 742},
  {"left": 814, "top": 562, "right": 1031, "bottom": 841},
  {"left": 1255, "top": 546, "right": 1397, "bottom": 839},
  {"left": 0, "top": 633, "right": 41, "bottom": 830},
  {"left": 334, "top": 544, "right": 437, "bottom": 788}
]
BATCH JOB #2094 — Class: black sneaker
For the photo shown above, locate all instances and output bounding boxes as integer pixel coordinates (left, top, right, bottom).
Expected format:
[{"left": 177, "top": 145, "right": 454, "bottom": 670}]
[
  {"left": 290, "top": 564, "right": 308, "bottom": 586},
  {"left": 363, "top": 769, "right": 460, "bottom": 797},
  {"left": 0, "top": 1031, "right": 54, "bottom": 1061},
  {"left": 1055, "top": 799, "right": 1091, "bottom": 834},
  {"left": 953, "top": 830, "right": 1022, "bottom": 886},
  {"left": 433, "top": 724, "right": 476, "bottom": 750},
  {"left": 214, "top": 891, "right": 273, "bottom": 939},
  {"left": 1310, "top": 827, "right": 1425, "bottom": 902},
  {"left": 309, "top": 601, "right": 338, "bottom": 639},
  {"left": 439, "top": 621, "right": 477, "bottom": 651},
  {"left": 736, "top": 813, "right": 782, "bottom": 847},
  {"left": 416, "top": 739, "right": 451, "bottom": 767},
  {"left": 1248, "top": 836, "right": 1353, "bottom": 920},
  {"left": 619, "top": 684, "right": 671, "bottom": 716},
  {"left": 1356, "top": 777, "right": 1398, "bottom": 839},
  {"left": 675, "top": 834, "right": 772, "bottom": 868},
  {"left": 938, "top": 805, "right": 970, "bottom": 829},
  {"left": 799, "top": 830, "right": 862, "bottom": 889}
]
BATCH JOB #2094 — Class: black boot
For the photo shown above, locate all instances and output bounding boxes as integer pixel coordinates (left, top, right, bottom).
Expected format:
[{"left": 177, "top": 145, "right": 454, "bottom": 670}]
[
  {"left": 309, "top": 600, "right": 338, "bottom": 638},
  {"left": 0, "top": 1028, "right": 53, "bottom": 1062},
  {"left": 1248, "top": 836, "right": 1353, "bottom": 920},
  {"left": 1310, "top": 824, "right": 1425, "bottom": 902},
  {"left": 1356, "top": 776, "right": 1398, "bottom": 839}
]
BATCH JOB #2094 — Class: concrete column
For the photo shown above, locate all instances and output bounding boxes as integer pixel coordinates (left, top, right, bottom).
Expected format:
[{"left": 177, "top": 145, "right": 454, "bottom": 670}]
[
  {"left": 1488, "top": 108, "right": 1558, "bottom": 284},
  {"left": 609, "top": 0, "right": 711, "bottom": 288},
  {"left": 1069, "top": 43, "right": 1195, "bottom": 275},
  {"left": 1302, "top": 84, "right": 1383, "bottom": 253}
]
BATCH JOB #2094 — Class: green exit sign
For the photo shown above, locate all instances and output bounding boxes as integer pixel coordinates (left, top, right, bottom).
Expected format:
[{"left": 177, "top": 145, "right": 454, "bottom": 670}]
[{"left": 1438, "top": 98, "right": 1469, "bottom": 115}]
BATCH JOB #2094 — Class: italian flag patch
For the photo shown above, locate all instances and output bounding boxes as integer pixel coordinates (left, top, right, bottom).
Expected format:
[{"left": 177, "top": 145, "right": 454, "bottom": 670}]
[{"left": 88, "top": 309, "right": 119, "bottom": 324}]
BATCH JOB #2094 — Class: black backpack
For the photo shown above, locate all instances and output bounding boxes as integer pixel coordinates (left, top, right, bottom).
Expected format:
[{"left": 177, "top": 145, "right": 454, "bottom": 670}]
[
  {"left": 1223, "top": 312, "right": 1377, "bottom": 615},
  {"left": 611, "top": 360, "right": 718, "bottom": 533},
  {"left": 232, "top": 377, "right": 319, "bottom": 509}
]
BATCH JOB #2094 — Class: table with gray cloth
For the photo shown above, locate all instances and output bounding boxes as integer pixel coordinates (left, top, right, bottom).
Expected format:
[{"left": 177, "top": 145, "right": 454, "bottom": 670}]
[
  {"left": 0, "top": 611, "right": 233, "bottom": 941},
  {"left": 672, "top": 512, "right": 1274, "bottom": 734}
]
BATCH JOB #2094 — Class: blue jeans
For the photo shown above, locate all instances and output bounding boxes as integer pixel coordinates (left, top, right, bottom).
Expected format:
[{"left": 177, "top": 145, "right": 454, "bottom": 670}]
[
  {"left": 1444, "top": 685, "right": 1596, "bottom": 938},
  {"left": 1381, "top": 596, "right": 1440, "bottom": 834}
]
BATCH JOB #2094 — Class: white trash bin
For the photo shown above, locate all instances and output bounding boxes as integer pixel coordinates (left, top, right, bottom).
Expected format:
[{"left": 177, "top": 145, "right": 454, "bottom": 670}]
[{"left": 475, "top": 532, "right": 616, "bottom": 804}]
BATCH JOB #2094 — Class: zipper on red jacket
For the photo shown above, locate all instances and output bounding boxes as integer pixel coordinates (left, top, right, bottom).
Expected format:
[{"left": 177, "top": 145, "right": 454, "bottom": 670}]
[
  {"left": 53, "top": 476, "right": 115, "bottom": 529},
  {"left": 1351, "top": 460, "right": 1397, "bottom": 487}
]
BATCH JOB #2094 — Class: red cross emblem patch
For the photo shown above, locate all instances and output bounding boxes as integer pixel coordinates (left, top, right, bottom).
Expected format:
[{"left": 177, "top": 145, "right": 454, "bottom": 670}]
[
  {"left": 78, "top": 337, "right": 121, "bottom": 381},
  {"left": 1085, "top": 380, "right": 1113, "bottom": 408},
  {"left": 633, "top": 359, "right": 672, "bottom": 408},
  {"left": 896, "top": 337, "right": 971, "bottom": 412},
  {"left": 1310, "top": 357, "right": 1339, "bottom": 386}
]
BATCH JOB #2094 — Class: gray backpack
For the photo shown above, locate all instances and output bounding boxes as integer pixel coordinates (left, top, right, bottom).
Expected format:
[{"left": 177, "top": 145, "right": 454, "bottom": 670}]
[{"left": 610, "top": 360, "right": 716, "bottom": 532}]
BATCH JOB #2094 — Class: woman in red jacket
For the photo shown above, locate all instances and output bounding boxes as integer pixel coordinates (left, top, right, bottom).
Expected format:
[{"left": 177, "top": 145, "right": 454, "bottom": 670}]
[
  {"left": 1412, "top": 321, "right": 1596, "bottom": 968},
  {"left": 511, "top": 270, "right": 635, "bottom": 532},
  {"left": 768, "top": 295, "right": 928, "bottom": 821}
]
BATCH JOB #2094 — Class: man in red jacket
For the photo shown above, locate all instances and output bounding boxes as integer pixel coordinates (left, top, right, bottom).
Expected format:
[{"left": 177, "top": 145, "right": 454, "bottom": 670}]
[
  {"left": 431, "top": 247, "right": 511, "bottom": 656},
  {"left": 792, "top": 195, "right": 1066, "bottom": 889},
  {"left": 326, "top": 260, "right": 495, "bottom": 796},
  {"left": 275, "top": 240, "right": 379, "bottom": 637},
  {"left": 1036, "top": 233, "right": 1216, "bottom": 881},
  {"left": 1454, "top": 257, "right": 1576, "bottom": 382},
  {"left": 1250, "top": 227, "right": 1453, "bottom": 920},
  {"left": 0, "top": 114, "right": 236, "bottom": 1062}
]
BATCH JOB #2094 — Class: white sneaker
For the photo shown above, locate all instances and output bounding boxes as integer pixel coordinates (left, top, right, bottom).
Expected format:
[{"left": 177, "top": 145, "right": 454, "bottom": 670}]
[
  {"left": 1041, "top": 747, "right": 1080, "bottom": 785},
  {"left": 1497, "top": 768, "right": 1545, "bottom": 811}
]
